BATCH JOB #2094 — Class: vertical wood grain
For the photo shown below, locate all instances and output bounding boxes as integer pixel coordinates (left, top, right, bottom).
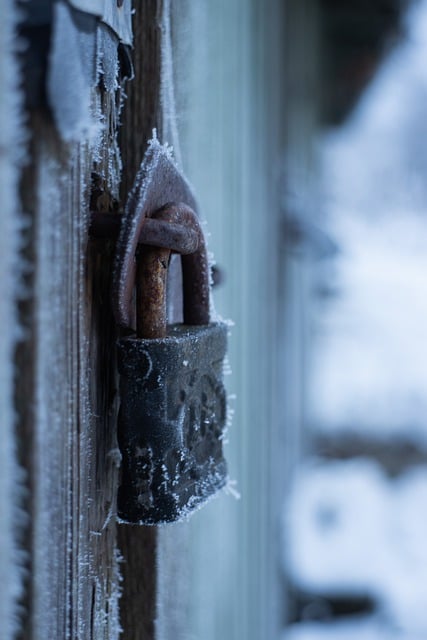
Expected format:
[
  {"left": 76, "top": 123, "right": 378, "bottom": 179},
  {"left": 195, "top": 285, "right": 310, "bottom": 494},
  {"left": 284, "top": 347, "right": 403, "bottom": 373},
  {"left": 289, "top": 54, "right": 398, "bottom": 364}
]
[
  {"left": 118, "top": 2, "right": 164, "bottom": 639},
  {"left": 16, "top": 75, "right": 123, "bottom": 640}
]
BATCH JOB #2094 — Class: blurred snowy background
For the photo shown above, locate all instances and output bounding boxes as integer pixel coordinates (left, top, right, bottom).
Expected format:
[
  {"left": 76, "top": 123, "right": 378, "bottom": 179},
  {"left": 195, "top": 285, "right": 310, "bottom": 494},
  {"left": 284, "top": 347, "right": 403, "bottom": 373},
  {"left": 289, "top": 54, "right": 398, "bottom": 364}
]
[{"left": 284, "top": 1, "right": 427, "bottom": 637}]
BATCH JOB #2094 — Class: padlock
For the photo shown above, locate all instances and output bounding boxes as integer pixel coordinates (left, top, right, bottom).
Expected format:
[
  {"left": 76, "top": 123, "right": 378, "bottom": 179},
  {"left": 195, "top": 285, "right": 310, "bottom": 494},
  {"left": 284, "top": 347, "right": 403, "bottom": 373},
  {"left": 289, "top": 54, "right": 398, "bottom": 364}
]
[{"left": 116, "top": 203, "right": 228, "bottom": 525}]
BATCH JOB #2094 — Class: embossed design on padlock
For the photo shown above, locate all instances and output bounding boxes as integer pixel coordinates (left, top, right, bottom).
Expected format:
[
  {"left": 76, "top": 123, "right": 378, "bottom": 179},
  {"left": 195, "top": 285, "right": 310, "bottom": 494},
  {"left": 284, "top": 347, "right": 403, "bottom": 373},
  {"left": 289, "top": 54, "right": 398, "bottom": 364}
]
[{"left": 116, "top": 202, "right": 228, "bottom": 525}]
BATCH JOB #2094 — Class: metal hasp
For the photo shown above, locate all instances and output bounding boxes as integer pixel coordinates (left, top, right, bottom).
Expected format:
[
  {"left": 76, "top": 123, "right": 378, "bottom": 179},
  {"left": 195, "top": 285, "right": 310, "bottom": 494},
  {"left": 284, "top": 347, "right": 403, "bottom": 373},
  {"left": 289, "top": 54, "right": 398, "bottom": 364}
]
[{"left": 115, "top": 142, "right": 228, "bottom": 525}]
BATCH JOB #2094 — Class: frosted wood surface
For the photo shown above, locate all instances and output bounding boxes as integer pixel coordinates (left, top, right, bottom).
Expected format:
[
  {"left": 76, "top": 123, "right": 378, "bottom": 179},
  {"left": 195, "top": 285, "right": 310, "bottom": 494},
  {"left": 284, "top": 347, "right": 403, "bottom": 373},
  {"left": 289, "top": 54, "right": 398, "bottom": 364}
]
[
  {"left": 0, "top": 3, "right": 26, "bottom": 638},
  {"left": 22, "top": 122, "right": 122, "bottom": 640},
  {"left": 8, "top": 2, "right": 296, "bottom": 639},
  {"left": 69, "top": 0, "right": 133, "bottom": 44},
  {"left": 10, "top": 2, "right": 176, "bottom": 638},
  {"left": 11, "top": 2, "right": 135, "bottom": 637},
  {"left": 117, "top": 3, "right": 164, "bottom": 639},
  {"left": 169, "top": 1, "right": 288, "bottom": 639},
  {"left": 14, "top": 40, "right": 126, "bottom": 640}
]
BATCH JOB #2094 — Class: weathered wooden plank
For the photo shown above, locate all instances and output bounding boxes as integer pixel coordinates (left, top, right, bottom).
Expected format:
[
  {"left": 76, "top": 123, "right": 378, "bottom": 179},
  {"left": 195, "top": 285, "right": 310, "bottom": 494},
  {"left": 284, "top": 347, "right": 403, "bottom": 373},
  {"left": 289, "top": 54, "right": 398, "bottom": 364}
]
[
  {"left": 15, "top": 115, "right": 39, "bottom": 640},
  {"left": 18, "top": 118, "right": 122, "bottom": 639},
  {"left": 14, "top": 8, "right": 127, "bottom": 638},
  {"left": 120, "top": 1, "right": 164, "bottom": 200},
  {"left": 0, "top": 4, "right": 27, "bottom": 639},
  {"left": 16, "top": 3, "right": 172, "bottom": 637},
  {"left": 117, "top": 2, "right": 164, "bottom": 638},
  {"left": 117, "top": 526, "right": 157, "bottom": 639}
]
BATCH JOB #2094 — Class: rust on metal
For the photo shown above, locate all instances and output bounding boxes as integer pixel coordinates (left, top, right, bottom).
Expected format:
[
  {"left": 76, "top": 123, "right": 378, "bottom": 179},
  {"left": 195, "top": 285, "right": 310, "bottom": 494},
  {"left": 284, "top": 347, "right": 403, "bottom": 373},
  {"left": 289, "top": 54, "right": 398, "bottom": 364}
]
[
  {"left": 112, "top": 143, "right": 199, "bottom": 329},
  {"left": 136, "top": 246, "right": 170, "bottom": 339},
  {"left": 89, "top": 212, "right": 199, "bottom": 254},
  {"left": 146, "top": 203, "right": 210, "bottom": 328},
  {"left": 135, "top": 202, "right": 210, "bottom": 338}
]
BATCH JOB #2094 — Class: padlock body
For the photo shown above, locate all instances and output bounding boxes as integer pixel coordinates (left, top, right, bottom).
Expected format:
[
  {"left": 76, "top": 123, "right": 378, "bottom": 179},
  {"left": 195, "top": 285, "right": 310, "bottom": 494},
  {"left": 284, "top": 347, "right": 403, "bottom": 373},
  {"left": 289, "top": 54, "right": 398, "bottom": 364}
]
[{"left": 117, "top": 322, "right": 228, "bottom": 524}]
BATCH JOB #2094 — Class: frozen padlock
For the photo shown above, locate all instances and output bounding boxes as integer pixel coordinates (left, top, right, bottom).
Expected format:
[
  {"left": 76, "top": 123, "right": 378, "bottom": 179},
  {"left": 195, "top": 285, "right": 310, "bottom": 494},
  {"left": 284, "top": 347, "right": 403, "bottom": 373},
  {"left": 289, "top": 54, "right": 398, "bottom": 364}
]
[{"left": 116, "top": 203, "right": 228, "bottom": 524}]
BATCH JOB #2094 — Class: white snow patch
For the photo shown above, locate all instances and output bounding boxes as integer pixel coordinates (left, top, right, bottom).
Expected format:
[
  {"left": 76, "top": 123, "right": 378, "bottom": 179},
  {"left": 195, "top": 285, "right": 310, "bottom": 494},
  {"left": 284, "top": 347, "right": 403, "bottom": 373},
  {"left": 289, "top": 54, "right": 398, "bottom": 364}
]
[
  {"left": 284, "top": 617, "right": 422, "bottom": 640},
  {"left": 285, "top": 460, "right": 427, "bottom": 634},
  {"left": 310, "top": 0, "right": 427, "bottom": 441},
  {"left": 310, "top": 213, "right": 427, "bottom": 440}
]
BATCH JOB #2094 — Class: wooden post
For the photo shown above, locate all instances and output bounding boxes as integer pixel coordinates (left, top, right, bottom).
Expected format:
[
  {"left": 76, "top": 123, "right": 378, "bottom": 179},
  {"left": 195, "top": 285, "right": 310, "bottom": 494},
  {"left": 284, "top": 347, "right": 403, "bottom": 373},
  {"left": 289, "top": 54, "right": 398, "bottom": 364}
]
[
  {"left": 118, "top": 3, "right": 165, "bottom": 639},
  {"left": 12, "top": 2, "right": 172, "bottom": 637}
]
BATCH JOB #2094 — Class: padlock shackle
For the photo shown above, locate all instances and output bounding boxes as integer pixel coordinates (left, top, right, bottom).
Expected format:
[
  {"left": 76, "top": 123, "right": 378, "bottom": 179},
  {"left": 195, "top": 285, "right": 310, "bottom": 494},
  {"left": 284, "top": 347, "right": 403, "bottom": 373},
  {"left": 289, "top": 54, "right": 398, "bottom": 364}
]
[{"left": 136, "top": 203, "right": 210, "bottom": 339}]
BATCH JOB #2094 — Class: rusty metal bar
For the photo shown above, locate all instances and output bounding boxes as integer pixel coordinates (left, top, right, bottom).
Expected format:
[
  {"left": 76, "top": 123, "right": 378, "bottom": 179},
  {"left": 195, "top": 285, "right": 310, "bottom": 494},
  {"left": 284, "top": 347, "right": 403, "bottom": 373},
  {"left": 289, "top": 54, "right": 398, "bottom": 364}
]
[
  {"left": 142, "top": 203, "right": 211, "bottom": 328},
  {"left": 134, "top": 202, "right": 210, "bottom": 338},
  {"left": 136, "top": 245, "right": 170, "bottom": 339},
  {"left": 97, "top": 200, "right": 210, "bottom": 333},
  {"left": 89, "top": 211, "right": 199, "bottom": 254}
]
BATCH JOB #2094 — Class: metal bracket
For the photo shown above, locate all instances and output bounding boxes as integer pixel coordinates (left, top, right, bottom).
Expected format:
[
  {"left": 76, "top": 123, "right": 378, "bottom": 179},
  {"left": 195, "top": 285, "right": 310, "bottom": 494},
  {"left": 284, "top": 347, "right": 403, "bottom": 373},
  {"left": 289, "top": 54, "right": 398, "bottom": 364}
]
[{"left": 112, "top": 142, "right": 199, "bottom": 329}]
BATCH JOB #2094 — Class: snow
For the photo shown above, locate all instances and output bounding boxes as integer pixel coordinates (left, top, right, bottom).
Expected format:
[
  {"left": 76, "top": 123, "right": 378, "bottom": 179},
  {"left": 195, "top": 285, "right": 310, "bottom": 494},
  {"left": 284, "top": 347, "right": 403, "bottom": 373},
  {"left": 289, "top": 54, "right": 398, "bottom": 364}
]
[
  {"left": 309, "top": 0, "right": 427, "bottom": 442},
  {"left": 47, "top": 1, "right": 126, "bottom": 142},
  {"left": 284, "top": 617, "right": 425, "bottom": 640},
  {"left": 285, "top": 460, "right": 427, "bottom": 635},
  {"left": 290, "top": 8, "right": 427, "bottom": 635},
  {"left": 310, "top": 213, "right": 427, "bottom": 439}
]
